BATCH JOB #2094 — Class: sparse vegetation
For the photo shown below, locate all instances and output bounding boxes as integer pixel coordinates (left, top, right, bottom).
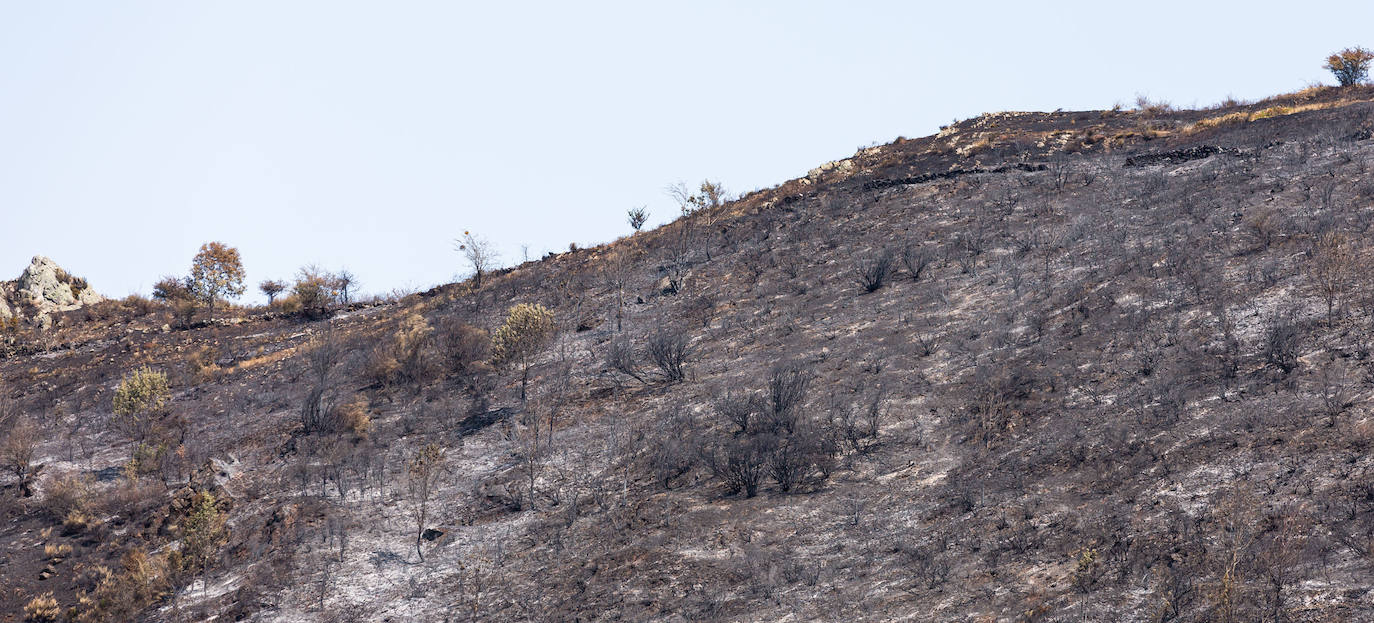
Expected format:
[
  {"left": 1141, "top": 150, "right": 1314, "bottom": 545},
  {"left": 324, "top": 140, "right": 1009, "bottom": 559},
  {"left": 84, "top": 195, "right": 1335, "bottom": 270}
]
[
  {"left": 9, "top": 85, "right": 1374, "bottom": 622},
  {"left": 289, "top": 265, "right": 344, "bottom": 319},
  {"left": 405, "top": 443, "right": 444, "bottom": 561},
  {"left": 111, "top": 366, "right": 173, "bottom": 463},
  {"left": 0, "top": 414, "right": 39, "bottom": 496}
]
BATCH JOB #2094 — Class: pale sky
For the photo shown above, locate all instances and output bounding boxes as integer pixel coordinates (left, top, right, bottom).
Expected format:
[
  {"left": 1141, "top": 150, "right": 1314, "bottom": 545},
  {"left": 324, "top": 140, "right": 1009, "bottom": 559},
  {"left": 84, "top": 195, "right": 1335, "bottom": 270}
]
[{"left": 3, "top": 2, "right": 1373, "bottom": 303}]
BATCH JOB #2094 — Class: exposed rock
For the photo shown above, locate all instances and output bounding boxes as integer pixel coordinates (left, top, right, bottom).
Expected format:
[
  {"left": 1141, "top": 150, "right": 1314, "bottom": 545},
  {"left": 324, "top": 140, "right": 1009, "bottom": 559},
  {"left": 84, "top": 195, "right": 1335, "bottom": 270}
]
[
  {"left": 19, "top": 256, "right": 77, "bottom": 310},
  {"left": 807, "top": 158, "right": 854, "bottom": 181},
  {"left": 2, "top": 255, "right": 103, "bottom": 322}
]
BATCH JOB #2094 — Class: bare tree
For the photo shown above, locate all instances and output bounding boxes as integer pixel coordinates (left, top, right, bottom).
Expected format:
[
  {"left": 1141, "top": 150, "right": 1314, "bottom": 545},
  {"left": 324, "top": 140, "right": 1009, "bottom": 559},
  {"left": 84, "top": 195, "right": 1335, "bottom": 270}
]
[
  {"left": 405, "top": 443, "right": 445, "bottom": 561},
  {"left": 336, "top": 270, "right": 357, "bottom": 304},
  {"left": 1310, "top": 232, "right": 1354, "bottom": 327},
  {"left": 1317, "top": 358, "right": 1353, "bottom": 427},
  {"left": 601, "top": 251, "right": 633, "bottom": 332},
  {"left": 302, "top": 326, "right": 346, "bottom": 434},
  {"left": 455, "top": 231, "right": 498, "bottom": 290}
]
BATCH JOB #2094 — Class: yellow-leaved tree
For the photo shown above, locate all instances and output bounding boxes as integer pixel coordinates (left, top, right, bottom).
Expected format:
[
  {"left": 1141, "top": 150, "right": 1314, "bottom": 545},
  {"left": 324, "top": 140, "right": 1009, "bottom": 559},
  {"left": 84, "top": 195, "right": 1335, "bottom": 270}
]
[{"left": 189, "top": 241, "right": 246, "bottom": 315}]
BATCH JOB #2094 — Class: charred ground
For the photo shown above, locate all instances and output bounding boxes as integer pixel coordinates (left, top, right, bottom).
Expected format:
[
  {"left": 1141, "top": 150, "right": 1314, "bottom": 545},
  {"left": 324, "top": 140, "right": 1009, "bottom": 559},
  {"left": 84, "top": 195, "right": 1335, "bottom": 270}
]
[{"left": 5, "top": 86, "right": 1374, "bottom": 622}]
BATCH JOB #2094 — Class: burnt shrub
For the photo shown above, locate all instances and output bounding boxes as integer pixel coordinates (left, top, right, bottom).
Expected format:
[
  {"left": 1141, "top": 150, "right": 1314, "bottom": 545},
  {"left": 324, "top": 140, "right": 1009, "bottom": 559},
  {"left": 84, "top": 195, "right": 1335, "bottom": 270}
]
[
  {"left": 437, "top": 317, "right": 491, "bottom": 375},
  {"left": 606, "top": 335, "right": 646, "bottom": 384},
  {"left": 646, "top": 326, "right": 692, "bottom": 383},
  {"left": 1263, "top": 310, "right": 1303, "bottom": 375},
  {"left": 826, "top": 389, "right": 884, "bottom": 454},
  {"left": 650, "top": 410, "right": 699, "bottom": 489},
  {"left": 855, "top": 250, "right": 894, "bottom": 293},
  {"left": 901, "top": 243, "right": 933, "bottom": 281},
  {"left": 714, "top": 390, "right": 764, "bottom": 434},
  {"left": 702, "top": 434, "right": 767, "bottom": 498},
  {"left": 763, "top": 421, "right": 835, "bottom": 493},
  {"left": 765, "top": 362, "right": 810, "bottom": 434}
]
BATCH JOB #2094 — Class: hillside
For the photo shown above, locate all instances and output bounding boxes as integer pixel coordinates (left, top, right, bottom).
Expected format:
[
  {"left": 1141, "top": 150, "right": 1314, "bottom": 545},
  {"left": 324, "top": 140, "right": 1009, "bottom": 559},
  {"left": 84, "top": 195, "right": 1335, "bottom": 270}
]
[{"left": 6, "top": 85, "right": 1374, "bottom": 622}]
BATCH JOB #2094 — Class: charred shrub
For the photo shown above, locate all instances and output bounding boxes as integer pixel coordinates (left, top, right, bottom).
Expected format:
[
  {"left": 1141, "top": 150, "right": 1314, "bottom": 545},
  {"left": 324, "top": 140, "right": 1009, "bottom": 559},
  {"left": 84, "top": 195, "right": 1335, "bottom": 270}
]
[
  {"left": 645, "top": 326, "right": 692, "bottom": 383},
  {"left": 855, "top": 250, "right": 894, "bottom": 293}
]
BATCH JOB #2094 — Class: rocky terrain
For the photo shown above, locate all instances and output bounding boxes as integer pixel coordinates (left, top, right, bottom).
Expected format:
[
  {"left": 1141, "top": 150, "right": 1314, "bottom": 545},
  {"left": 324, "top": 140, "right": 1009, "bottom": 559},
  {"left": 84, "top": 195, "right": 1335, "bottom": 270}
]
[
  {"left": 6, "top": 85, "right": 1374, "bottom": 622},
  {"left": 0, "top": 255, "right": 102, "bottom": 327}
]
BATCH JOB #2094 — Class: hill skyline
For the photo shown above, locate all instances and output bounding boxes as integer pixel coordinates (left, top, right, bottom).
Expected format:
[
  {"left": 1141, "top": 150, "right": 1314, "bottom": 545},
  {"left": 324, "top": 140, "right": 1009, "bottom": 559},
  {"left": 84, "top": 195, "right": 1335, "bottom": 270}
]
[{"left": 5, "top": 3, "right": 1374, "bottom": 304}]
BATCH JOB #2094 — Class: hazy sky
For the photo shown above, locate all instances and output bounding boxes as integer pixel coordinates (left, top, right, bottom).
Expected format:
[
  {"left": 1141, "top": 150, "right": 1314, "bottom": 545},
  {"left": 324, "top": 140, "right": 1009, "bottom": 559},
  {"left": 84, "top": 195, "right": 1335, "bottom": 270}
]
[{"left": 4, "top": 2, "right": 1374, "bottom": 303}]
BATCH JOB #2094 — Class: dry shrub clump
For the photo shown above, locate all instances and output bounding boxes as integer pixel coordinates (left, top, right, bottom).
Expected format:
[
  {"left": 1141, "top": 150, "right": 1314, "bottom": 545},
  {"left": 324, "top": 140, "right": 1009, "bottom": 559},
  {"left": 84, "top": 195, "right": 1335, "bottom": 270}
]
[
  {"left": 330, "top": 395, "right": 372, "bottom": 439},
  {"left": 63, "top": 509, "right": 99, "bottom": 535},
  {"left": 367, "top": 313, "right": 440, "bottom": 388},
  {"left": 186, "top": 345, "right": 220, "bottom": 383},
  {"left": 44, "top": 542, "right": 72, "bottom": 560},
  {"left": 41, "top": 472, "right": 93, "bottom": 522},
  {"left": 438, "top": 317, "right": 492, "bottom": 375},
  {"left": 23, "top": 592, "right": 60, "bottom": 622},
  {"left": 74, "top": 548, "right": 170, "bottom": 623}
]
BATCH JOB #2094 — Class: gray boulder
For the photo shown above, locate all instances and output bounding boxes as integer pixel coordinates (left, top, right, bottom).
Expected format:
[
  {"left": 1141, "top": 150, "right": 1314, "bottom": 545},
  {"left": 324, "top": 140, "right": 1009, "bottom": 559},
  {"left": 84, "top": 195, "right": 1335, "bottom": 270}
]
[
  {"left": 18, "top": 256, "right": 77, "bottom": 310},
  {"left": 15, "top": 256, "right": 102, "bottom": 315},
  {"left": 1, "top": 256, "right": 104, "bottom": 323}
]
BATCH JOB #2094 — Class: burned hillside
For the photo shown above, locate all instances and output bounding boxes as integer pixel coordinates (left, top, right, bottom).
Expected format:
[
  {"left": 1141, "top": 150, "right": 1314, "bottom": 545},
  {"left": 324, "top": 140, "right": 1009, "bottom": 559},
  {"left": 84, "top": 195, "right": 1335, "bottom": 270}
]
[{"left": 6, "top": 86, "right": 1374, "bottom": 622}]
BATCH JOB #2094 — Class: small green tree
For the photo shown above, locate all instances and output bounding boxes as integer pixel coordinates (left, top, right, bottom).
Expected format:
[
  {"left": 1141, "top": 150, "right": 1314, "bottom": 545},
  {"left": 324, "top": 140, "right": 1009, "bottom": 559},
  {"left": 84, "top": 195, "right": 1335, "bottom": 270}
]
[
  {"left": 189, "top": 242, "right": 246, "bottom": 315},
  {"left": 491, "top": 303, "right": 555, "bottom": 402},
  {"left": 175, "top": 491, "right": 227, "bottom": 591},
  {"left": 1326, "top": 47, "right": 1374, "bottom": 87},
  {"left": 112, "top": 367, "right": 172, "bottom": 457}
]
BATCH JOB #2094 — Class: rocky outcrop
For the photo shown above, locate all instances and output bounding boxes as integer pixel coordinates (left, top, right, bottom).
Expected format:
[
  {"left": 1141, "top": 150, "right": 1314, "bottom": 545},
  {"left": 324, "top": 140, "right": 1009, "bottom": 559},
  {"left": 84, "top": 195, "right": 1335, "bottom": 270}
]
[{"left": 1, "top": 256, "right": 102, "bottom": 323}]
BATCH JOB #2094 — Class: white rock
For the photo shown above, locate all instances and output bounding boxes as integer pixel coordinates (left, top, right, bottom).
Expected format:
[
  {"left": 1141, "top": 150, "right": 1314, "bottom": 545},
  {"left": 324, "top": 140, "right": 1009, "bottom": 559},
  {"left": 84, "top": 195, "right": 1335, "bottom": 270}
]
[{"left": 13, "top": 255, "right": 102, "bottom": 315}]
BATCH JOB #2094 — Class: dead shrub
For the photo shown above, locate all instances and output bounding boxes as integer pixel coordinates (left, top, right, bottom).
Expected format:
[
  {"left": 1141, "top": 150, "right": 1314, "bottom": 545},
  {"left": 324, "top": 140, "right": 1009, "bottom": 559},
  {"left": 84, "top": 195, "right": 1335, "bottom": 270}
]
[
  {"left": 646, "top": 326, "right": 692, "bottom": 383},
  {"left": 23, "top": 592, "right": 60, "bottom": 622},
  {"left": 330, "top": 395, "right": 372, "bottom": 439},
  {"left": 74, "top": 548, "right": 170, "bottom": 623},
  {"left": 41, "top": 472, "right": 92, "bottom": 522},
  {"left": 855, "top": 250, "right": 894, "bottom": 293},
  {"left": 368, "top": 313, "right": 440, "bottom": 390},
  {"left": 438, "top": 317, "right": 491, "bottom": 375}
]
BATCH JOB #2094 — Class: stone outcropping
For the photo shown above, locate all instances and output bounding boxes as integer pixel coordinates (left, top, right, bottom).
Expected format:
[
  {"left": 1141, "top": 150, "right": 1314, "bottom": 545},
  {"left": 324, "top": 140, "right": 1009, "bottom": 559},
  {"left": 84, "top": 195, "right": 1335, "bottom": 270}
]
[{"left": 0, "top": 256, "right": 102, "bottom": 323}]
